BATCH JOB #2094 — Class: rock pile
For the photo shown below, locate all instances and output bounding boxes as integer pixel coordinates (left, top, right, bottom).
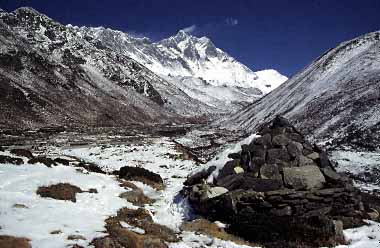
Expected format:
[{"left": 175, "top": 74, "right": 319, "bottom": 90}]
[{"left": 184, "top": 116, "right": 365, "bottom": 247}]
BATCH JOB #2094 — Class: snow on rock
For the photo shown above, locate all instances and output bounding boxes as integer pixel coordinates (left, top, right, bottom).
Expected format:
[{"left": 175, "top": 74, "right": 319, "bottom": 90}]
[{"left": 201, "top": 133, "right": 259, "bottom": 183}]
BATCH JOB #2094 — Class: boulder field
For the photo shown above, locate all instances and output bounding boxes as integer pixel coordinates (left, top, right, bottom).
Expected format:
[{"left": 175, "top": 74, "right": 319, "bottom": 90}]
[{"left": 183, "top": 116, "right": 366, "bottom": 247}]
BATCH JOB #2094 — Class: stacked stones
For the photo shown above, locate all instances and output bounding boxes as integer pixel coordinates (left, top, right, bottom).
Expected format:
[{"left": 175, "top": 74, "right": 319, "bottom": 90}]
[{"left": 184, "top": 116, "right": 364, "bottom": 247}]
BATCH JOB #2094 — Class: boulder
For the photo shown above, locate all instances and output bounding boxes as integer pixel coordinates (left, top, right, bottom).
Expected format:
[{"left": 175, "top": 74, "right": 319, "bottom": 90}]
[
  {"left": 119, "top": 166, "right": 163, "bottom": 190},
  {"left": 283, "top": 166, "right": 325, "bottom": 190}
]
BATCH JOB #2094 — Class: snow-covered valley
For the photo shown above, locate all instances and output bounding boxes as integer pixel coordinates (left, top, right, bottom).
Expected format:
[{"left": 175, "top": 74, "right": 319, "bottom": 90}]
[{"left": 1, "top": 128, "right": 380, "bottom": 248}]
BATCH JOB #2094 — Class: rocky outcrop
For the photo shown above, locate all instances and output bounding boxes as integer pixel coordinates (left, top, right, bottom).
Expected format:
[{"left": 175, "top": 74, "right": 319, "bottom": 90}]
[{"left": 184, "top": 116, "right": 365, "bottom": 247}]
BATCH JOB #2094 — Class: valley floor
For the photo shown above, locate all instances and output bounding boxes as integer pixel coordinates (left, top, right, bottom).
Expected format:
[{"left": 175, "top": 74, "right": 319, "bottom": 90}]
[{"left": 0, "top": 128, "right": 379, "bottom": 247}]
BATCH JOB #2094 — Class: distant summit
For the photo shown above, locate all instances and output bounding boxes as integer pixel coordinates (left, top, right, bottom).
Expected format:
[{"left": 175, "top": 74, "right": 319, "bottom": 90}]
[{"left": 79, "top": 25, "right": 287, "bottom": 112}]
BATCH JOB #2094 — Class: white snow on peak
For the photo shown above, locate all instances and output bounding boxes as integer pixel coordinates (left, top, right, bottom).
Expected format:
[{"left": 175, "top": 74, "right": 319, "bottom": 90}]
[{"left": 77, "top": 26, "right": 288, "bottom": 112}]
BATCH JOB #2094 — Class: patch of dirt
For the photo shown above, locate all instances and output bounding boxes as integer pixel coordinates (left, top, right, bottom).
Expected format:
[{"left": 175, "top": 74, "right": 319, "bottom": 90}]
[
  {"left": 91, "top": 207, "right": 178, "bottom": 248},
  {"left": 37, "top": 183, "right": 83, "bottom": 202},
  {"left": 0, "top": 235, "right": 31, "bottom": 248},
  {"left": 119, "top": 189, "right": 155, "bottom": 207},
  {"left": 10, "top": 149, "right": 34, "bottom": 159}
]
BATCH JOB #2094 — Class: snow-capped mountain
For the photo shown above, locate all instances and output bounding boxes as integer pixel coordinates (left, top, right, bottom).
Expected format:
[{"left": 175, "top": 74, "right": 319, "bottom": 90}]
[
  {"left": 78, "top": 27, "right": 287, "bottom": 111},
  {"left": 218, "top": 31, "right": 380, "bottom": 150},
  {"left": 0, "top": 7, "right": 225, "bottom": 128}
]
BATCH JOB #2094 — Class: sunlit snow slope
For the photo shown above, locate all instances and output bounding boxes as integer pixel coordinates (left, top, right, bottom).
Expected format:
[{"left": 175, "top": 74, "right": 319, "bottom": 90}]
[{"left": 78, "top": 27, "right": 288, "bottom": 112}]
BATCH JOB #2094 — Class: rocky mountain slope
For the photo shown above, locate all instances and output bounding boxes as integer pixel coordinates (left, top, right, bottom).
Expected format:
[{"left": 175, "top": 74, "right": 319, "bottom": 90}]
[
  {"left": 78, "top": 27, "right": 287, "bottom": 112},
  {"left": 0, "top": 7, "right": 225, "bottom": 129},
  {"left": 218, "top": 31, "right": 380, "bottom": 150}
]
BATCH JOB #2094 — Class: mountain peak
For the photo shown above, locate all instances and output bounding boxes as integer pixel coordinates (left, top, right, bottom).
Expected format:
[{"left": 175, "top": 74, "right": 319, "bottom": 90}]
[{"left": 14, "top": 7, "right": 41, "bottom": 15}]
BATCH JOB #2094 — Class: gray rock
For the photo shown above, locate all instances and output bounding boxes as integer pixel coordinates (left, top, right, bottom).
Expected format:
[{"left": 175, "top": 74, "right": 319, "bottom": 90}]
[
  {"left": 203, "top": 187, "right": 229, "bottom": 200},
  {"left": 307, "top": 152, "right": 320, "bottom": 160},
  {"left": 184, "top": 166, "right": 217, "bottom": 186},
  {"left": 319, "top": 152, "right": 331, "bottom": 168},
  {"left": 288, "top": 132, "right": 304, "bottom": 143},
  {"left": 283, "top": 166, "right": 326, "bottom": 190},
  {"left": 217, "top": 160, "right": 239, "bottom": 180},
  {"left": 260, "top": 164, "right": 282, "bottom": 180},
  {"left": 287, "top": 141, "right": 303, "bottom": 158},
  {"left": 270, "top": 206, "right": 292, "bottom": 216},
  {"left": 234, "top": 166, "right": 244, "bottom": 174},
  {"left": 272, "top": 134, "right": 290, "bottom": 147},
  {"left": 267, "top": 148, "right": 291, "bottom": 163},
  {"left": 320, "top": 167, "right": 341, "bottom": 183},
  {"left": 250, "top": 145, "right": 266, "bottom": 158},
  {"left": 253, "top": 133, "right": 272, "bottom": 148},
  {"left": 251, "top": 156, "right": 265, "bottom": 167},
  {"left": 217, "top": 174, "right": 283, "bottom": 192},
  {"left": 227, "top": 153, "right": 240, "bottom": 160},
  {"left": 297, "top": 155, "right": 317, "bottom": 167}
]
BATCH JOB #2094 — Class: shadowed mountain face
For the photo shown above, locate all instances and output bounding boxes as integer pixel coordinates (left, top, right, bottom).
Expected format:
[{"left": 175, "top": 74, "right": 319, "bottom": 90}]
[
  {"left": 0, "top": 7, "right": 221, "bottom": 129},
  {"left": 218, "top": 31, "right": 380, "bottom": 150},
  {"left": 0, "top": 7, "right": 288, "bottom": 130}
]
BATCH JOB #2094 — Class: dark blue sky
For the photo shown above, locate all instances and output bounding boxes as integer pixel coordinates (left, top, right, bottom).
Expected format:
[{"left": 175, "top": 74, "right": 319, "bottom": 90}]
[{"left": 1, "top": 0, "right": 379, "bottom": 76}]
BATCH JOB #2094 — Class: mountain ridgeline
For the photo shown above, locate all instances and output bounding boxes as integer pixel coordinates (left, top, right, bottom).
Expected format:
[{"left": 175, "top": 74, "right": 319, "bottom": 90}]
[
  {"left": 0, "top": 7, "right": 286, "bottom": 129},
  {"left": 218, "top": 31, "right": 380, "bottom": 150}
]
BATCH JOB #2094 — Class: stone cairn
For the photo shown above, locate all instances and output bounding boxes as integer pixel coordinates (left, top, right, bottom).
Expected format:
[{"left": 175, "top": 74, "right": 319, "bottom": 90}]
[{"left": 183, "top": 116, "right": 365, "bottom": 247}]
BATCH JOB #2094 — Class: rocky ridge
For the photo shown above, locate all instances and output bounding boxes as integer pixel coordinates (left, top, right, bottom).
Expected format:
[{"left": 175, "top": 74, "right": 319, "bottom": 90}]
[{"left": 0, "top": 7, "right": 218, "bottom": 129}]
